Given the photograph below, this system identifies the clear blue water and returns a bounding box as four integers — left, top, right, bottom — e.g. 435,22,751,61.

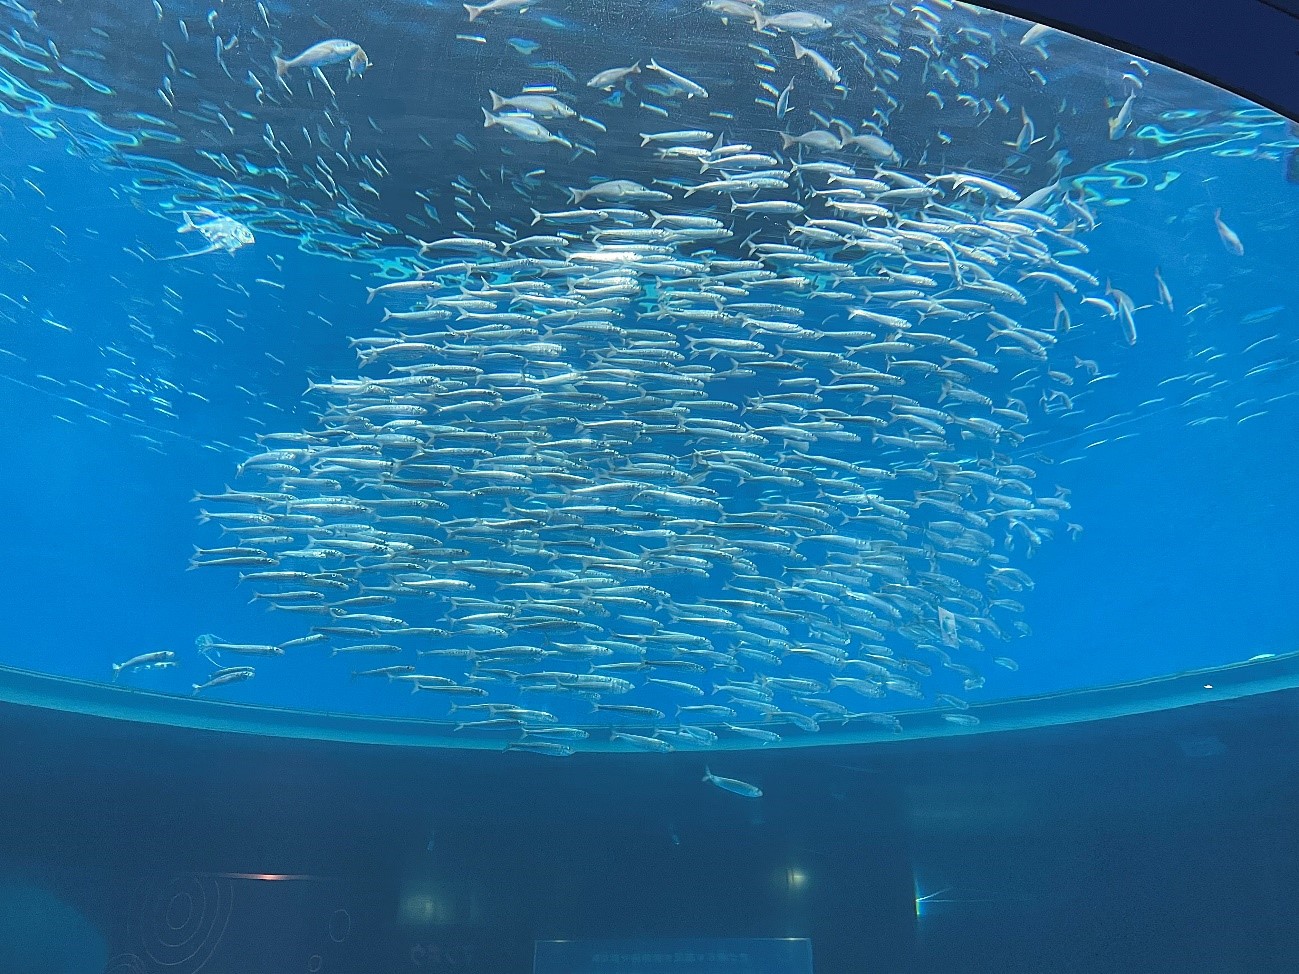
0,0,1297,743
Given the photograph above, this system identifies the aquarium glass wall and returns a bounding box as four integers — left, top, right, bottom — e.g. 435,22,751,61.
0,0,1295,745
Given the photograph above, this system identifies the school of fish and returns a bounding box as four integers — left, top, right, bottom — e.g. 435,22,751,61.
179,1,1111,755
3,0,1291,763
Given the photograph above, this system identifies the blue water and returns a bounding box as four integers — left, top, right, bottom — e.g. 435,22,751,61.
0,0,1297,737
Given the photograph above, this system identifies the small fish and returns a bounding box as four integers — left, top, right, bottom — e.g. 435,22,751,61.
756,10,832,33
464,0,533,21
1107,91,1135,140
112,651,176,680
192,669,255,694
703,765,763,798
1154,266,1174,311
790,37,839,85
161,208,253,260
586,61,640,90
273,39,370,79
506,740,575,756
1213,208,1244,256
646,58,708,98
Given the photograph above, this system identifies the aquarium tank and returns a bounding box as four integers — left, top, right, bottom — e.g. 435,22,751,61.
0,0,1297,971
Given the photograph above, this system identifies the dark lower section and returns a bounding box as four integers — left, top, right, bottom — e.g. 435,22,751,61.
0,685,1297,974
977,0,1299,122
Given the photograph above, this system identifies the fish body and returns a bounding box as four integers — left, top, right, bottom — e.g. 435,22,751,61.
163,208,253,260
1213,209,1244,256
488,90,576,118
464,0,533,20
587,61,639,89
703,766,763,797
112,651,176,680
273,39,369,78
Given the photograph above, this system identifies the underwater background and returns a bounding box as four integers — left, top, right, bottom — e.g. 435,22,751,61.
0,0,1298,969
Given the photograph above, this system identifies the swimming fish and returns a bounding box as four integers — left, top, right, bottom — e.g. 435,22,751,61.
1213,208,1245,256
161,208,253,260
273,39,370,79
703,766,763,798
112,651,176,680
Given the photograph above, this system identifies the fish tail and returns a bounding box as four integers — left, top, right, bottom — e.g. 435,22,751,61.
272,55,288,77
530,207,543,225
481,107,496,128
488,90,504,111
629,60,641,74
365,287,377,303
111,664,122,681
568,187,585,205
702,766,711,781
779,132,795,149
191,684,203,695
463,2,482,20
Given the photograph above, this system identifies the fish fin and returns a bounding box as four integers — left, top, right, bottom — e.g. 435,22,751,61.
463,2,483,20
488,90,504,111
159,244,218,261
530,207,543,225
272,55,288,77
481,107,496,128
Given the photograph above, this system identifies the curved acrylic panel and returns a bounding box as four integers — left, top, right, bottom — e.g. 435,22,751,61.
0,0,1294,750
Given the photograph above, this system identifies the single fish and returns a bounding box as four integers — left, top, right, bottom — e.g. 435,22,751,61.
703,766,763,798
273,39,370,79
162,208,253,260
464,0,533,20
1213,208,1244,256
586,61,640,90
112,651,176,680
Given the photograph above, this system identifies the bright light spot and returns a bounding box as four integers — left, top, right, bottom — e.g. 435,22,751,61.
786,867,807,892
1203,684,1213,689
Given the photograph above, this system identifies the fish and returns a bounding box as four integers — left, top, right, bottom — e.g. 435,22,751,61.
66,0,1272,757
645,59,709,99
1107,91,1135,140
790,37,840,85
756,11,832,33
482,108,571,146
273,39,370,79
1153,267,1174,311
488,90,577,119
464,0,534,20
586,61,640,90
1213,209,1245,256
192,669,255,694
112,651,177,680
160,208,253,260
703,766,763,797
